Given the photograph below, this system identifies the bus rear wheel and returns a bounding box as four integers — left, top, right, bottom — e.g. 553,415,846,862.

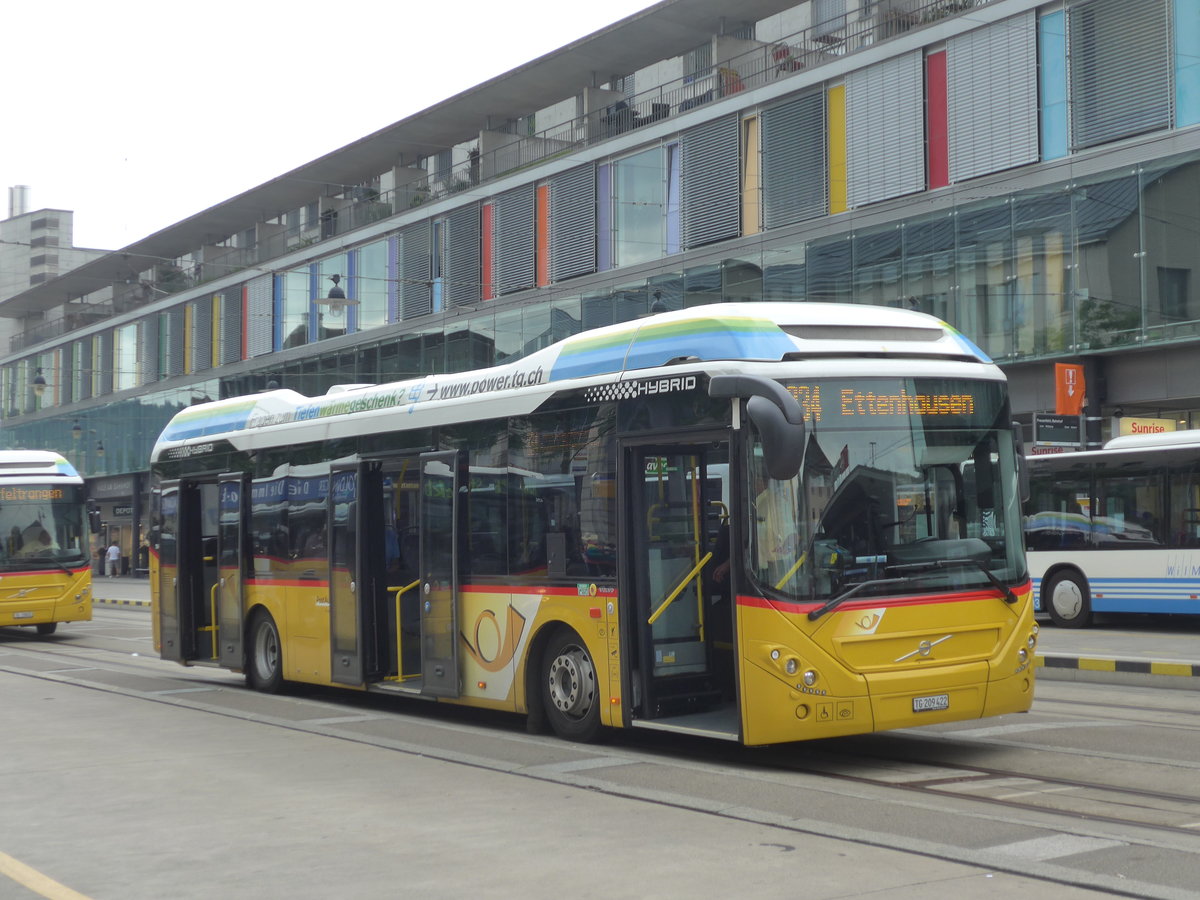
542,630,600,742
35,622,57,636
247,611,284,692
1046,571,1092,628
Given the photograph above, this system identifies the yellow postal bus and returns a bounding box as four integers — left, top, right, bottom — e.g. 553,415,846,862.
150,302,1035,744
0,451,94,636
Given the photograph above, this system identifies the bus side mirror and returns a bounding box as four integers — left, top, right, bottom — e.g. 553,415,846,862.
87,504,102,535
747,396,804,480
1012,421,1030,505
709,375,806,481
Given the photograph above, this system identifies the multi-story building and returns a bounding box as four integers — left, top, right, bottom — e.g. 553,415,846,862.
1,188,109,348
1,0,1197,570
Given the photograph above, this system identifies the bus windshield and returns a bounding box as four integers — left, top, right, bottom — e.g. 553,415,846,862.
747,376,1024,605
0,483,89,570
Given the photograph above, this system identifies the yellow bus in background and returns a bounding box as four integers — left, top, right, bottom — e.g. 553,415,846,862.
0,451,95,636
149,303,1035,744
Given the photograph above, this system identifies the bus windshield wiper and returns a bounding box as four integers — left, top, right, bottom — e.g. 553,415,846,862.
888,558,1016,604
807,577,911,621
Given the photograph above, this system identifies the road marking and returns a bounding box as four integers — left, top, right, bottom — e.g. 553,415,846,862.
0,851,93,900
302,715,384,725
521,757,640,775
151,687,220,695
988,834,1124,861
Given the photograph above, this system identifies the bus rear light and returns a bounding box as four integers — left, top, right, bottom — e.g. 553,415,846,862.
477,681,487,689
610,697,620,705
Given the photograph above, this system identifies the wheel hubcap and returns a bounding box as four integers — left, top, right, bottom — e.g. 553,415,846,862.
547,645,596,719
1052,581,1082,619
256,625,278,678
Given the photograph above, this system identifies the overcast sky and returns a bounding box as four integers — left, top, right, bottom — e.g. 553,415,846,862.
1,0,658,251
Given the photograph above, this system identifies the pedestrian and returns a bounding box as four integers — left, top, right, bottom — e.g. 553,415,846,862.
105,541,120,578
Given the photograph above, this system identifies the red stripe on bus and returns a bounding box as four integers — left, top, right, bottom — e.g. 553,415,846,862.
0,565,91,578
736,579,1031,615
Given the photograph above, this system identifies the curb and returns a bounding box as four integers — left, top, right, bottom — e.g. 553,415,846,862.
1035,654,1200,689
94,598,151,608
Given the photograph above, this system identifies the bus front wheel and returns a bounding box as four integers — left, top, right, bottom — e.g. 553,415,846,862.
247,611,284,693
35,622,57,636
541,630,601,742
1046,571,1092,628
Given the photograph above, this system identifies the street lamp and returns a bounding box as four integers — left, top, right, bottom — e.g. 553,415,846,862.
316,274,358,314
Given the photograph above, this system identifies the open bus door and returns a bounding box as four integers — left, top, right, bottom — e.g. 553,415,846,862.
157,478,221,664
624,439,735,728
419,451,461,698
157,481,185,662
328,463,385,686
216,473,247,669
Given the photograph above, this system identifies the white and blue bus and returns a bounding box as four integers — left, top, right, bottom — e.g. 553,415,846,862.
1027,429,1200,627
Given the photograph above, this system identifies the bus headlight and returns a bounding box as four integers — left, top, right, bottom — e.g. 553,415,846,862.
802,669,818,687
1018,648,1029,664
785,658,798,676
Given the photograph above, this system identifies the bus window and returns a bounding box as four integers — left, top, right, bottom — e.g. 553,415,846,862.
1092,468,1162,548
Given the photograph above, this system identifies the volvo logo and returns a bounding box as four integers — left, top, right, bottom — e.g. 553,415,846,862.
895,634,953,662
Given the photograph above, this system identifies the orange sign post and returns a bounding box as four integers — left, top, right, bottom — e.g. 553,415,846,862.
1054,363,1085,415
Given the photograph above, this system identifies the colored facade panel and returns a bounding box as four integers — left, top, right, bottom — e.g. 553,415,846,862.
827,84,846,215
925,51,948,189
666,144,681,254
482,202,494,300
1039,10,1069,160
1177,0,1200,127
741,116,760,236
536,185,550,287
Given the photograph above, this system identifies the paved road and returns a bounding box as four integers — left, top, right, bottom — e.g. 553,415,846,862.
4,630,1190,900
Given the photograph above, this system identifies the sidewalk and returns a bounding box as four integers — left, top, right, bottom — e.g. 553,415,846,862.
90,576,1200,689
92,575,151,608
1034,614,1200,689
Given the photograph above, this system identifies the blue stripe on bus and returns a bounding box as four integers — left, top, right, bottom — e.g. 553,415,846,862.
1033,575,1200,614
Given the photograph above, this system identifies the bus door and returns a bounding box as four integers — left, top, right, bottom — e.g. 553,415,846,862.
158,478,221,663
625,441,730,720
216,474,247,669
419,451,461,698
380,458,422,682
328,463,384,686
157,481,185,662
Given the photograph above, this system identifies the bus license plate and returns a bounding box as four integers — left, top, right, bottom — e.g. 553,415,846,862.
913,693,949,712
12,611,33,619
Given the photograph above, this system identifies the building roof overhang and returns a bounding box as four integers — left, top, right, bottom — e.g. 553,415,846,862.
2,0,792,320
